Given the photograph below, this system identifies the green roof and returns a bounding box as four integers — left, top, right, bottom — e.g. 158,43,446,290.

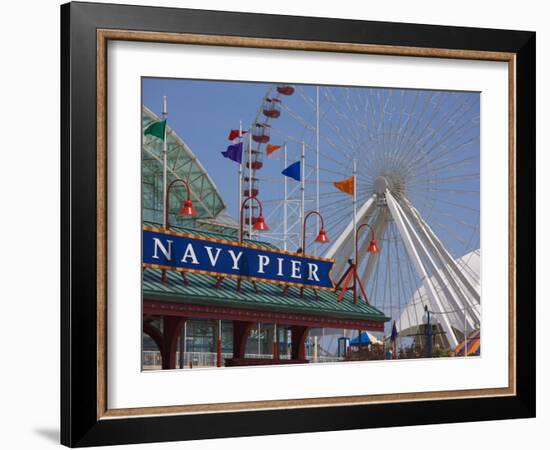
143,270,388,322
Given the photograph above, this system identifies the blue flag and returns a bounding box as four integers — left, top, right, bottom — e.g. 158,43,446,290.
390,321,397,341
282,161,301,181
221,142,243,163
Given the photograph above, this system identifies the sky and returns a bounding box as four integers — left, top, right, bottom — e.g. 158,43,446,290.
143,78,269,217
142,77,480,258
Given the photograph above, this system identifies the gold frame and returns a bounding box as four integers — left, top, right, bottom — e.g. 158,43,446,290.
96,29,516,420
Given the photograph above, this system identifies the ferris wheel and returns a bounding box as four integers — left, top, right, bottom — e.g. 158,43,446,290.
239,83,481,349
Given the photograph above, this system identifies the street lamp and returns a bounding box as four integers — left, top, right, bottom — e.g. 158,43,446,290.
239,196,269,242
161,178,195,283
355,223,379,264
335,222,379,304
301,210,329,255
424,305,432,358
295,210,329,298
213,196,268,292
164,178,196,230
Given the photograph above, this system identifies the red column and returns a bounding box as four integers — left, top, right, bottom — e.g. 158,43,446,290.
273,324,279,360
143,321,163,351
233,321,254,359
161,316,186,370
216,320,223,368
290,325,309,361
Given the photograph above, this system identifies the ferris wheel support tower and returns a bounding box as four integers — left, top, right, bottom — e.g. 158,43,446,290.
326,176,482,349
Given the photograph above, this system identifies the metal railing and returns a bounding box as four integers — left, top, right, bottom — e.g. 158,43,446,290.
142,351,343,370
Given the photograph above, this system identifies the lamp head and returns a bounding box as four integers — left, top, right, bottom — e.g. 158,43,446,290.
180,199,196,217
315,227,329,243
367,239,379,253
253,214,269,231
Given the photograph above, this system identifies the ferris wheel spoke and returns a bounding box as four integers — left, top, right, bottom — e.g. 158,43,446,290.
322,89,372,147
405,103,480,171
390,91,437,168
390,91,420,158
430,220,479,250
411,188,479,196
385,90,407,168
320,118,363,158
407,105,480,167
407,172,480,186
423,207,479,231
279,102,316,132
414,136,479,174
412,152,479,178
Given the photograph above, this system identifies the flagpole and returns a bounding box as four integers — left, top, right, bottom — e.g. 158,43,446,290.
315,86,320,256
238,121,243,227
248,132,253,238
300,141,305,251
353,158,357,263
162,96,168,230
283,143,288,251
394,321,398,360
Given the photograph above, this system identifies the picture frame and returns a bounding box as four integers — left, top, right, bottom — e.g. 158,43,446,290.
61,1,535,447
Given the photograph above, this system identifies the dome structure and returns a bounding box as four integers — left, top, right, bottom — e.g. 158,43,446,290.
142,106,229,229
397,249,480,346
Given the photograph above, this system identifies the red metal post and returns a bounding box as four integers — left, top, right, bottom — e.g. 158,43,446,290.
290,325,309,361
301,210,326,256
164,178,194,230
216,319,223,368
162,178,194,283
232,321,254,359
160,316,186,370
273,324,279,360
239,196,266,242
353,223,377,304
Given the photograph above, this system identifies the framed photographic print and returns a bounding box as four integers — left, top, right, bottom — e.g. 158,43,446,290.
61,1,535,447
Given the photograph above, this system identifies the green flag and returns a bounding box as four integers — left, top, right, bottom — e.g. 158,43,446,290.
144,120,166,140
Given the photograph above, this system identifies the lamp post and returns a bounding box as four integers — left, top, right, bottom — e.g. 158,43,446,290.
298,211,329,298
214,196,268,291
355,223,379,265
239,196,269,242
301,210,329,255
235,196,269,292
161,178,196,283
335,222,378,304
424,305,432,358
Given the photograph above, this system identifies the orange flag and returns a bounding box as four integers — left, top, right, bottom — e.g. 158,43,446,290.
333,176,355,195
266,144,282,156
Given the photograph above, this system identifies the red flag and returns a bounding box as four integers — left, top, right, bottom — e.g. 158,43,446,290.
333,176,355,195
266,144,282,156
228,129,247,140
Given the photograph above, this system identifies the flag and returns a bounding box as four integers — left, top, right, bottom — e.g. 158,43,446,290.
228,129,247,140
390,321,397,341
144,120,166,140
221,142,243,163
266,144,282,156
333,176,355,195
390,320,398,359
282,161,301,181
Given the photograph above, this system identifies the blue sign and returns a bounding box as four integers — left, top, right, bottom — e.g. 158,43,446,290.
143,227,335,290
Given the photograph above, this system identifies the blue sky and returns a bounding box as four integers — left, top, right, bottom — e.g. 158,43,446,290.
142,78,480,259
